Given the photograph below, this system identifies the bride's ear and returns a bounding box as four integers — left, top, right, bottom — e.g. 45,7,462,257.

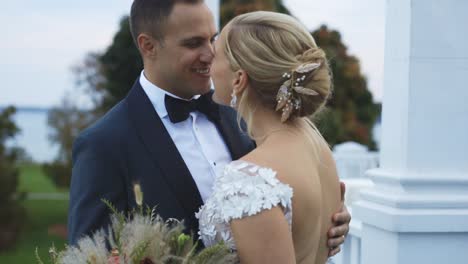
232,69,249,95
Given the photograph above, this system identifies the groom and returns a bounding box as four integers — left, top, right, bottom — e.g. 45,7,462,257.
68,0,350,255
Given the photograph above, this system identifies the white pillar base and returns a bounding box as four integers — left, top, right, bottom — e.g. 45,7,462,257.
360,224,468,264
353,169,468,264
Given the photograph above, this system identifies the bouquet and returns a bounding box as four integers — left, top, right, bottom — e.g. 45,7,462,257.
36,184,238,264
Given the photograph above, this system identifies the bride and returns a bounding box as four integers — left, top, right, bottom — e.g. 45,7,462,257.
196,11,342,264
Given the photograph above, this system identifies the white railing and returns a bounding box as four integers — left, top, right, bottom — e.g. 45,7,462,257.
329,142,379,264
333,142,379,179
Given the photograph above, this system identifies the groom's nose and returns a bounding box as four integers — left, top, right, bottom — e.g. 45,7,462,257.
199,43,215,63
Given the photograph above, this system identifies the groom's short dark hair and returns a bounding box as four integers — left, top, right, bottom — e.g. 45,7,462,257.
129,0,203,47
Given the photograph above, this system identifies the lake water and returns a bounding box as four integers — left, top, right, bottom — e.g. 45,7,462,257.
6,108,58,163
5,108,382,163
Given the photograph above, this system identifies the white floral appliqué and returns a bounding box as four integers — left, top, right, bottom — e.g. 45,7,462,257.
196,161,293,251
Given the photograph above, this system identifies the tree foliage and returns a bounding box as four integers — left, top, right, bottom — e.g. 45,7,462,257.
74,1,289,114
220,0,290,27
0,106,25,251
312,25,379,149
63,1,378,167
74,17,142,114
43,96,95,188
43,18,140,187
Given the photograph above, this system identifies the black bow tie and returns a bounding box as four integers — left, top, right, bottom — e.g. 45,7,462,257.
165,93,220,123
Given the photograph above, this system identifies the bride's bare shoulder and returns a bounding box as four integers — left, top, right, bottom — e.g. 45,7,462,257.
239,140,310,182
239,143,284,168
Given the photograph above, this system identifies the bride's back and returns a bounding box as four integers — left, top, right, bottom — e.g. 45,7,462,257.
216,10,340,263
244,123,341,264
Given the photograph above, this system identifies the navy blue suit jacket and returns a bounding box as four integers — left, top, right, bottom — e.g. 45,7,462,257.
68,80,255,245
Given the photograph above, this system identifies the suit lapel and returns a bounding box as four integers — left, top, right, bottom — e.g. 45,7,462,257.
126,81,203,226
202,90,255,160
215,106,250,160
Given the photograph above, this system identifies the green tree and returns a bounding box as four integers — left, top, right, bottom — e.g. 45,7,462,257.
75,1,290,114
43,96,95,188
0,106,25,251
44,17,141,187
74,17,143,114
72,2,378,151
220,2,379,149
312,25,379,149
220,0,290,27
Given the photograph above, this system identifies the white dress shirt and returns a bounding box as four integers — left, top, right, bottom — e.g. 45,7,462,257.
139,71,232,202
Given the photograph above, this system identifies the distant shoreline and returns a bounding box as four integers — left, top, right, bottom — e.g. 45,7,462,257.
0,106,50,113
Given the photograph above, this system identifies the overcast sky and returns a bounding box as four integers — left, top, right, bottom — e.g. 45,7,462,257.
0,0,385,108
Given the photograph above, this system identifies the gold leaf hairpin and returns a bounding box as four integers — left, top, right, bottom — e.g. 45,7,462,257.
275,62,322,122
294,62,321,73
275,80,291,111
280,103,293,123
293,86,319,96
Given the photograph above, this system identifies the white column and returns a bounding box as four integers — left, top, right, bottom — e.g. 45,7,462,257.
353,0,468,263
206,0,220,93
205,0,220,30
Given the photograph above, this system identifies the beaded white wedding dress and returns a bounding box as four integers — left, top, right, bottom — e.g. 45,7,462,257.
196,160,293,250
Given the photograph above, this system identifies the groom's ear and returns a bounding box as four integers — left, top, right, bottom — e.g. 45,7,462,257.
232,70,249,95
137,33,159,59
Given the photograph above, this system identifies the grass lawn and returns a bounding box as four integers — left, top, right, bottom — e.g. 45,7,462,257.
0,199,69,263
17,163,68,194
0,163,69,263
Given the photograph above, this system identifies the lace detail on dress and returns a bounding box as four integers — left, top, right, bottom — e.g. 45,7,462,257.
196,160,293,250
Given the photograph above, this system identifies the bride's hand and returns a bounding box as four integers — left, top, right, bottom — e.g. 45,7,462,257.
327,182,351,257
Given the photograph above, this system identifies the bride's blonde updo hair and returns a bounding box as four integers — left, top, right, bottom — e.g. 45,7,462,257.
223,11,332,127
